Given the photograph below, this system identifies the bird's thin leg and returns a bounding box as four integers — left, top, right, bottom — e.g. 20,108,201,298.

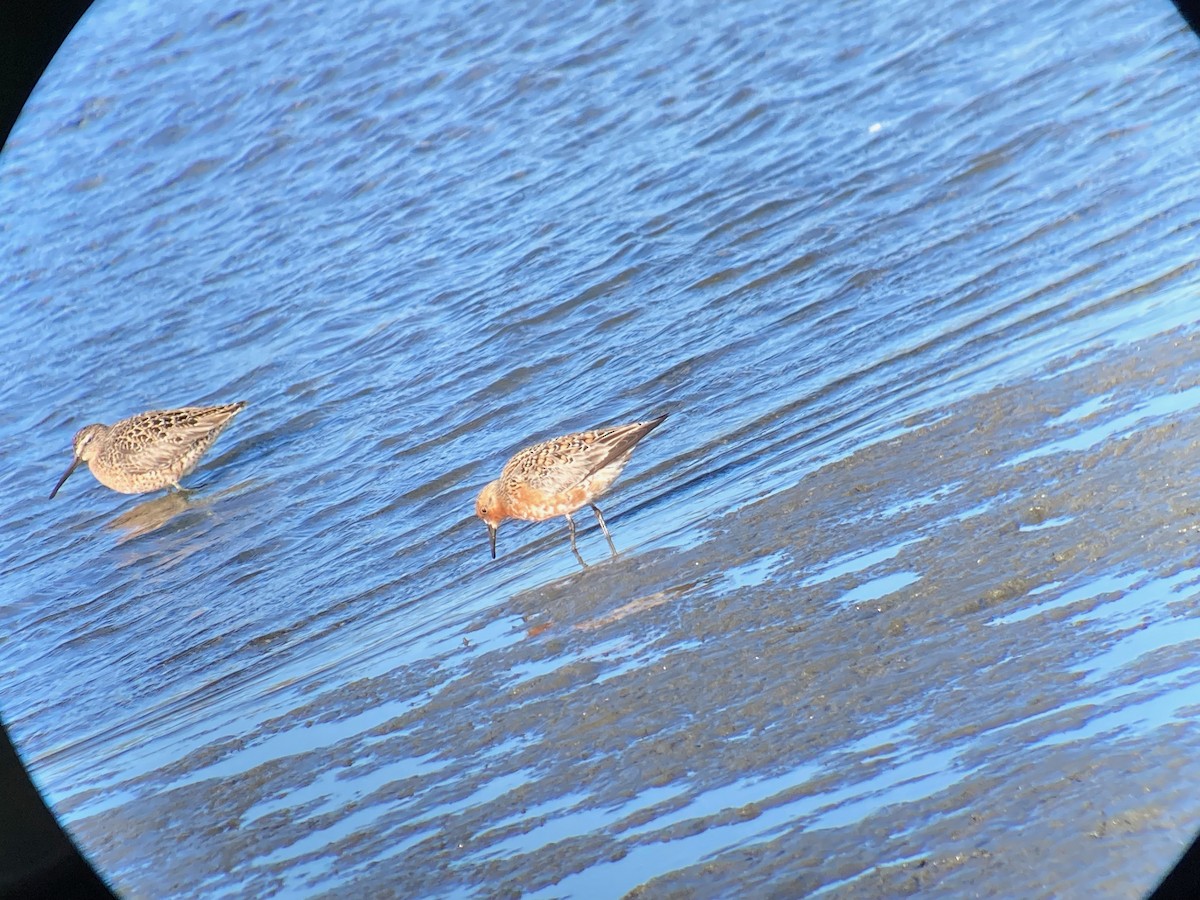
565,513,587,567
591,504,617,556
169,482,198,500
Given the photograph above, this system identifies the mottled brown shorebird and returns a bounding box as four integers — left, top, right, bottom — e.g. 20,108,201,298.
49,402,247,499
475,413,667,562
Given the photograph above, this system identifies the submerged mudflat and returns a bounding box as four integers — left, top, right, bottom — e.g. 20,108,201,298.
59,326,1200,898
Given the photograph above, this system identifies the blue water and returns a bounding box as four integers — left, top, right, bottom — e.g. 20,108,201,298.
4,0,1200,895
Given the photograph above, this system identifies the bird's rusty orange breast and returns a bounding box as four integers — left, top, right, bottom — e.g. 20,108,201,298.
505,482,591,521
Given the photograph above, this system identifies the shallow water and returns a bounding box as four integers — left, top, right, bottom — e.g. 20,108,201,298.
3,0,1200,896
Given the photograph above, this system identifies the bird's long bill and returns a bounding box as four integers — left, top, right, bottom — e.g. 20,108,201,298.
488,524,498,559
49,457,81,499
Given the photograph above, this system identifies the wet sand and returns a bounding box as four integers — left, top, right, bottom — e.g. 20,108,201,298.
65,325,1200,897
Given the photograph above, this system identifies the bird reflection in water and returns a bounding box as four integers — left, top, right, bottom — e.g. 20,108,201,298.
104,482,248,543
105,491,197,542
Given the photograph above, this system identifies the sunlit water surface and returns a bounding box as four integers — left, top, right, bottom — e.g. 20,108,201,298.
3,0,1200,896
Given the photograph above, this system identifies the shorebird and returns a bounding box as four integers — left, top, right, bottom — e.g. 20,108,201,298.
475,413,667,562
49,402,247,499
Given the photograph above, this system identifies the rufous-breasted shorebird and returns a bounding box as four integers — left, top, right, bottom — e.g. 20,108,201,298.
475,413,667,562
